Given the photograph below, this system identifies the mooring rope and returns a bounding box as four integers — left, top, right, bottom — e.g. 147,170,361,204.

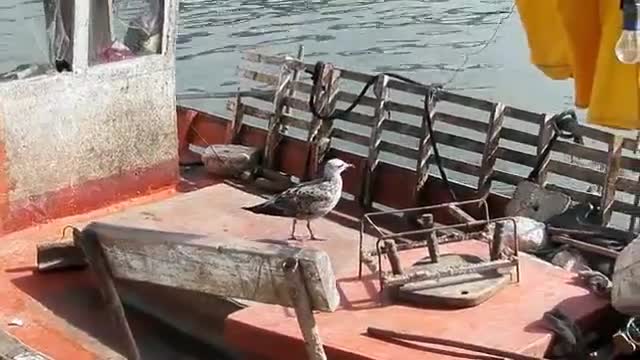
306,62,457,201
527,109,583,182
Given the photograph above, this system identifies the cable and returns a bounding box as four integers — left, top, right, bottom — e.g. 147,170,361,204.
306,62,457,201
527,109,583,182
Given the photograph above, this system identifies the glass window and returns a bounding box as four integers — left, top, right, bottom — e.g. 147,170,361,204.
0,0,73,83
89,0,164,65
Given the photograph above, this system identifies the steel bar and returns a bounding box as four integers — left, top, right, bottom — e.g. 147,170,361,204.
383,258,516,288
366,327,547,360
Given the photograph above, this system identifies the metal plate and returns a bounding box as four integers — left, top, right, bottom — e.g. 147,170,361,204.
396,254,512,309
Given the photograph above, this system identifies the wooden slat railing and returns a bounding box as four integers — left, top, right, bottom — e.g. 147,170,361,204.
230,50,640,229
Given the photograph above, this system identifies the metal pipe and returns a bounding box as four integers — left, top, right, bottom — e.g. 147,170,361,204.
550,235,619,259
367,327,547,360
383,259,516,288
378,216,517,240
384,240,403,275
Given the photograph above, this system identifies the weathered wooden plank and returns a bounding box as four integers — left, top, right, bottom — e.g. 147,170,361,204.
477,102,505,198
238,68,280,86
332,128,369,146
600,136,624,225
491,170,524,186
86,222,340,312
242,103,310,131
362,75,390,208
503,107,542,125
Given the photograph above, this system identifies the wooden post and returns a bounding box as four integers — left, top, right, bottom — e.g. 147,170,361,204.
264,65,294,169
477,102,505,199
361,75,389,209
314,70,340,170
414,92,436,205
421,214,439,263
282,258,328,360
490,221,505,261
600,135,624,225
74,228,141,360
305,64,339,180
226,89,245,144
283,45,304,116
383,240,403,275
535,113,553,186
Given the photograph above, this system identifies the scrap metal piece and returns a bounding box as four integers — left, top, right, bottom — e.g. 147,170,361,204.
383,240,403,275
505,181,571,222
420,214,439,263
36,240,87,273
366,326,544,360
396,254,512,308
359,198,520,308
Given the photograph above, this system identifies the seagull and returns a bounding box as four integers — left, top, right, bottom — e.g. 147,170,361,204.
242,158,353,241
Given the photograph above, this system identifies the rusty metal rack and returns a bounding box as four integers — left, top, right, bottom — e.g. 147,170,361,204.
358,198,521,297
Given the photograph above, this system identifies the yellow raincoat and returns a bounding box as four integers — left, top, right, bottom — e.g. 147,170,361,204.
516,0,640,129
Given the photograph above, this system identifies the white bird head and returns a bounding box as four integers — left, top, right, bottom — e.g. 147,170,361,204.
323,158,353,178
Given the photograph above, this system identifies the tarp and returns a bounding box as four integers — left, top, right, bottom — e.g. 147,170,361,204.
516,0,640,130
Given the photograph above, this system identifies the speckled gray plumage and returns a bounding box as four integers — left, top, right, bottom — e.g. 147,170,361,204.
246,175,343,220
242,158,352,240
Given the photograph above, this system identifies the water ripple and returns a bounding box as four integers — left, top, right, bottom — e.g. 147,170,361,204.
0,0,572,117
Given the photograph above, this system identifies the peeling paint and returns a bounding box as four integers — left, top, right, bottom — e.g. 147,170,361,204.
0,0,180,234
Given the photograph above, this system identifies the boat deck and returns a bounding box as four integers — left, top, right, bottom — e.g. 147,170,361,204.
0,184,240,359
0,169,611,359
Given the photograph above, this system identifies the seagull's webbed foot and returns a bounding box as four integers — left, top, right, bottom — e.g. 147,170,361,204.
306,221,327,241
289,219,303,242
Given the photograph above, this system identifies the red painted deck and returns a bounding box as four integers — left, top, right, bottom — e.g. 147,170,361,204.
0,168,611,360
60,177,610,360
0,189,178,359
225,241,609,359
